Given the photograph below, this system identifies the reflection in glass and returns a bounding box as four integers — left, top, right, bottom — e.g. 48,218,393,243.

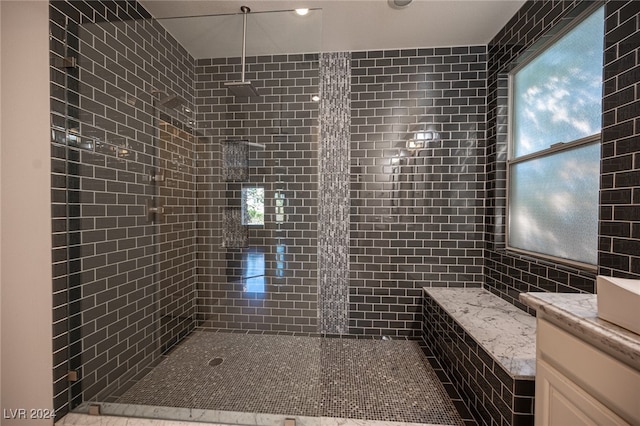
276,244,286,278
242,248,266,294
223,140,249,181
242,186,265,225
275,191,286,223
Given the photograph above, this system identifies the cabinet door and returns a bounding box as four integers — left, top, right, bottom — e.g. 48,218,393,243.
536,358,629,426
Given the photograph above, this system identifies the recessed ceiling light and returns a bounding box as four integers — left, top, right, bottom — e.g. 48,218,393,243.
295,8,309,16
388,0,412,9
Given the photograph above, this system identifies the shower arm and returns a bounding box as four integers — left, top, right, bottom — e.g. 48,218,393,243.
240,6,249,83
224,6,260,97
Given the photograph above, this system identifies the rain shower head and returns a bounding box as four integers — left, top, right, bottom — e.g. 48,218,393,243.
226,6,261,98
224,81,260,98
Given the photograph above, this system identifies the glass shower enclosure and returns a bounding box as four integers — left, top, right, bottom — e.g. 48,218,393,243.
52,3,325,422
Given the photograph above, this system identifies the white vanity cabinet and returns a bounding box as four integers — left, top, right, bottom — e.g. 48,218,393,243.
535,319,640,425
520,292,640,426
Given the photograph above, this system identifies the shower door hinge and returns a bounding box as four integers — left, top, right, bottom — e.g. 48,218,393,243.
146,198,165,223
67,370,79,382
150,172,165,183
144,169,165,184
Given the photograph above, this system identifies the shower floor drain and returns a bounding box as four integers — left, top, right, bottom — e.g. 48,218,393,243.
208,357,224,367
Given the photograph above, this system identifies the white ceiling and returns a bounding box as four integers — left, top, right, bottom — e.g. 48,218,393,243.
139,0,526,59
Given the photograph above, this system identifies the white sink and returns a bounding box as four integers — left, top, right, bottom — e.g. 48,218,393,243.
597,275,640,335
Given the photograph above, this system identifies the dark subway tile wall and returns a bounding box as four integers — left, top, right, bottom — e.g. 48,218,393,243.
50,0,197,417
350,47,487,337
423,294,535,426
194,54,320,333
484,0,640,309
600,0,640,279
485,0,591,308
484,250,597,314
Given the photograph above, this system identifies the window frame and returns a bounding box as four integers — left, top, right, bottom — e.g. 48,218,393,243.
505,2,604,272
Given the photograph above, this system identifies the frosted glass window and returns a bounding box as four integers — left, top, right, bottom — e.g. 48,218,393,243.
508,5,603,267
508,143,600,265
512,6,604,158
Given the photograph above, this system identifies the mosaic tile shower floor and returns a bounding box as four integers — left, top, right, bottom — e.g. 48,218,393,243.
115,331,464,425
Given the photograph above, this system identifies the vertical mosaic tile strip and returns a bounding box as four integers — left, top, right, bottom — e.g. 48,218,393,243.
318,52,351,334
222,207,248,248
222,140,248,182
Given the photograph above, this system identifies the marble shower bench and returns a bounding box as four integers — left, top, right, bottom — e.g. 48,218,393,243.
422,288,536,426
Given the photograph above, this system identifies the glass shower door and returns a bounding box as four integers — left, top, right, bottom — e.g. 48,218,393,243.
54,3,329,423
51,4,198,414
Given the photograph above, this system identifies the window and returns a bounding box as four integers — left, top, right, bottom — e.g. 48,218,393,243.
242,187,264,225
508,5,604,268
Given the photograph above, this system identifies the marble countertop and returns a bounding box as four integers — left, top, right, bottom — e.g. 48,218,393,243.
520,292,640,371
424,288,537,378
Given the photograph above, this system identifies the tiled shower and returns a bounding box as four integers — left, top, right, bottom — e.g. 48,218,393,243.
49,0,640,424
